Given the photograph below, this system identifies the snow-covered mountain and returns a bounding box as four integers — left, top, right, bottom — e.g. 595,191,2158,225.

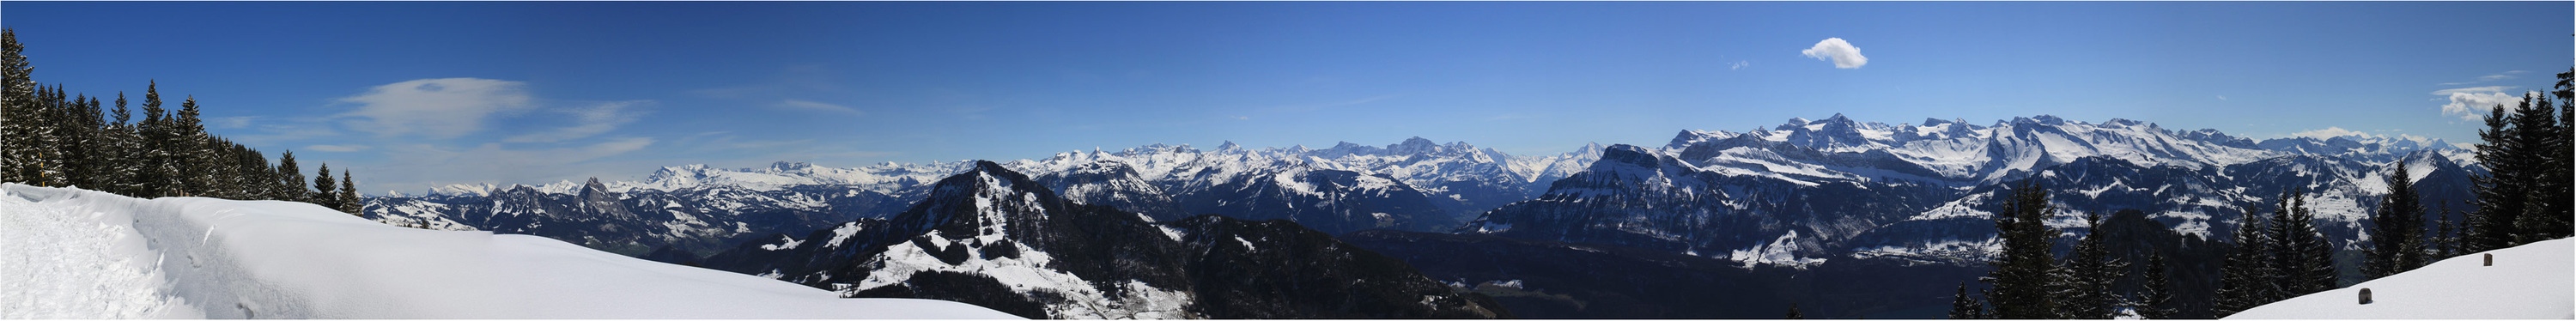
0,184,1015,318
2226,238,2571,319
1465,114,2477,267
368,138,1600,257
696,161,1508,319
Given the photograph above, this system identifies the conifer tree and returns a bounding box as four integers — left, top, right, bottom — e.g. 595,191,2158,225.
1982,181,2060,319
276,150,306,201
313,162,337,206
2215,203,2275,318
337,169,361,215
1948,282,1984,319
2509,91,2568,244
2271,189,2336,295
1784,303,1803,319
2136,253,2177,320
0,28,32,185
2368,162,2426,278
2066,211,2124,319
2469,103,2526,252
2433,202,2459,259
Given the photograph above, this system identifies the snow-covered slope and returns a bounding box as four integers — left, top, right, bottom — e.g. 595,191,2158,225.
1469,114,2477,268
2227,238,2572,319
0,184,1016,319
698,161,1508,319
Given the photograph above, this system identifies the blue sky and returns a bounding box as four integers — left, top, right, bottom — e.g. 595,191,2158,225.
3,2,2567,194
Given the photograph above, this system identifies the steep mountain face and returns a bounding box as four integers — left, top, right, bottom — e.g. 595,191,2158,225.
702,161,1506,319
1177,165,1454,234
1467,144,1957,266
1468,115,2478,270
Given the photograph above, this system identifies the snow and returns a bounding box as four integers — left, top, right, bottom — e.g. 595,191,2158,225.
0,184,1017,319
2227,238,2573,319
851,232,1191,319
1233,236,1259,251
760,234,804,251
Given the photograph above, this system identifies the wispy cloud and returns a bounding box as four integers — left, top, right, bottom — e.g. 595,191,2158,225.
504,100,651,143
210,116,257,129
336,78,533,139
305,144,369,152
2435,86,2526,121
1730,60,1750,70
1800,38,1868,69
776,99,864,114
2439,70,2529,86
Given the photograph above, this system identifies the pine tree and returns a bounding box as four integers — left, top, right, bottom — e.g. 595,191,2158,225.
2469,102,2526,252
276,150,306,201
2136,253,2178,319
101,92,142,196
1983,181,2060,319
2215,203,2275,318
1948,282,1984,319
337,169,361,215
2271,189,2336,295
1784,303,1803,319
2368,161,2427,278
2433,202,2459,259
2066,211,2125,319
135,81,177,197
0,28,33,185
313,162,337,206
2510,91,2569,244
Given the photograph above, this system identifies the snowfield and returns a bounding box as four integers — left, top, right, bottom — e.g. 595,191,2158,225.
2227,238,2573,319
0,184,1017,319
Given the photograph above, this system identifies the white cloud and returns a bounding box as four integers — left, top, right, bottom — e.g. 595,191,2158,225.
336,78,533,139
2435,86,2527,121
504,100,651,143
1730,60,1750,70
2217,95,2228,100
2439,70,2529,86
2289,127,2368,140
305,144,370,152
776,99,863,114
1800,38,1868,69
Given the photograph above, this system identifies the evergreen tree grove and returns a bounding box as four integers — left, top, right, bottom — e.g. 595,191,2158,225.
0,29,366,212
2215,202,2275,318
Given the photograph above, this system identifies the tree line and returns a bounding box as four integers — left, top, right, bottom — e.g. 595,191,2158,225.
1954,68,2573,319
0,28,362,215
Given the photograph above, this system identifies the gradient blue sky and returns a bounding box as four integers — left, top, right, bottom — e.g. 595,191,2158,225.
4,2,2568,194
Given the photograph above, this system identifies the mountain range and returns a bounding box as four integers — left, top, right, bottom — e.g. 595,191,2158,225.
365,113,2482,318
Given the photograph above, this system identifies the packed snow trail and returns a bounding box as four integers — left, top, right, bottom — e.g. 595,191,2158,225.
0,184,195,318
2227,238,2573,319
0,184,1018,318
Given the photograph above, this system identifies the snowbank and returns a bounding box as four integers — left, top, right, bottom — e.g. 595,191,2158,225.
0,184,1018,318
2227,238,2573,319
